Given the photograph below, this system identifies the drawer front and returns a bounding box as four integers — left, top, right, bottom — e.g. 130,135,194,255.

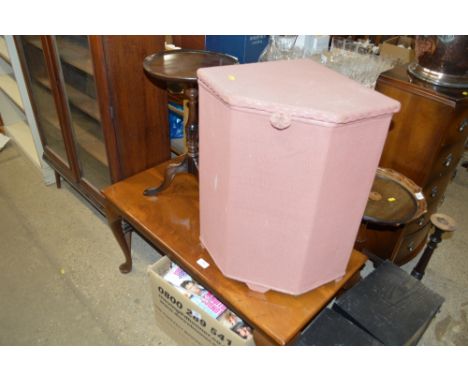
404,198,439,235
442,114,468,149
405,212,430,235
404,172,453,235
428,143,465,183
392,224,431,265
423,171,453,208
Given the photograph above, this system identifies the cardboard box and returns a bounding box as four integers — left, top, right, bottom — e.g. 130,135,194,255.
147,257,255,346
379,36,415,63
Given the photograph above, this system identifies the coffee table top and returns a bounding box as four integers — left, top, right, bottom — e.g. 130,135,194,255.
143,49,238,84
102,158,367,345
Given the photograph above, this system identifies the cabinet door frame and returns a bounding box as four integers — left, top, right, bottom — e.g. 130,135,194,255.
93,35,170,182
41,36,82,182
47,36,111,204
88,35,121,183
14,36,78,182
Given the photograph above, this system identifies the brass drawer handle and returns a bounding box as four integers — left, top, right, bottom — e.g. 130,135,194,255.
407,241,415,252
430,186,438,198
443,153,453,167
459,119,467,133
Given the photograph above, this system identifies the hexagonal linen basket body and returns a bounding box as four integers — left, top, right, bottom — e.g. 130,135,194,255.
198,59,400,295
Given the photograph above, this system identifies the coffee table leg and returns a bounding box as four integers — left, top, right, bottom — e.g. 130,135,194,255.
104,202,133,273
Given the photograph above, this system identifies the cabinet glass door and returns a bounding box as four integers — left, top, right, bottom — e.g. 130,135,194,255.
17,36,72,171
52,36,110,191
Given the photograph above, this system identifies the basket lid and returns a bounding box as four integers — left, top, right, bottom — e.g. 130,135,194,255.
197,59,400,125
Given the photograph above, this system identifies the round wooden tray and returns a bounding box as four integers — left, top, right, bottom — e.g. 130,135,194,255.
363,168,427,227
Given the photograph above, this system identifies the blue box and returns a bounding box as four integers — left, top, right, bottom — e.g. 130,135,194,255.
205,35,269,64
168,101,184,139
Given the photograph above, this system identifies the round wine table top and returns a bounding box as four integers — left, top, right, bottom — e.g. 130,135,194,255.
430,213,457,232
143,49,238,84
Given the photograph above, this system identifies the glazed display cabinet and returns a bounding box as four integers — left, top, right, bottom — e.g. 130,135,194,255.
16,36,171,213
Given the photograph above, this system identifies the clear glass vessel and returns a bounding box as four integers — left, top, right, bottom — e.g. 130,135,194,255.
258,35,298,62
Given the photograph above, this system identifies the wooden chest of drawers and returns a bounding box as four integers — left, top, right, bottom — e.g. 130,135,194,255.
361,65,468,264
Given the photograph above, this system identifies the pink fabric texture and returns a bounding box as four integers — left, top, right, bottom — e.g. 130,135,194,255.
198,59,400,295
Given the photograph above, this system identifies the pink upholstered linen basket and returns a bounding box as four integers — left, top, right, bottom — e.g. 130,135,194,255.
197,59,400,295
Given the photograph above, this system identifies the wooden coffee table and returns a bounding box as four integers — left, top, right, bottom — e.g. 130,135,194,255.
102,158,367,345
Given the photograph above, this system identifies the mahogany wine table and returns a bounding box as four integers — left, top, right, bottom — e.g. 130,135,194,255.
102,158,367,345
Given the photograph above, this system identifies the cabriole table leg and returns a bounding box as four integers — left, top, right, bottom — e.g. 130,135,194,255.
104,201,133,273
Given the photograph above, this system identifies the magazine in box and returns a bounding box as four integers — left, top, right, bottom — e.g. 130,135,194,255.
164,262,253,340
